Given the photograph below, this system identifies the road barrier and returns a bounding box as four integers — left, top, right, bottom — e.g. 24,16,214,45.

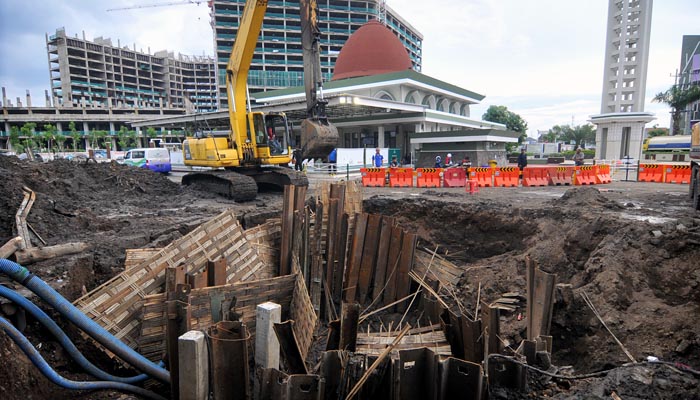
470,167,493,187
547,166,573,186
664,165,691,184
574,166,597,185
360,168,386,187
443,167,467,187
493,167,520,187
638,164,664,182
522,167,548,187
416,168,442,188
388,167,413,187
595,165,612,184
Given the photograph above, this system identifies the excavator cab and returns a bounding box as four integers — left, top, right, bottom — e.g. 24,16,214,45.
247,111,292,163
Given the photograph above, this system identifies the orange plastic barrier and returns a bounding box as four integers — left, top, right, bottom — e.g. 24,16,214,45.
465,179,480,194
638,164,663,182
493,167,519,187
360,168,386,187
416,168,442,188
595,164,612,184
443,167,467,187
547,166,573,186
522,167,548,187
664,165,691,184
574,166,597,185
469,167,493,187
388,167,413,187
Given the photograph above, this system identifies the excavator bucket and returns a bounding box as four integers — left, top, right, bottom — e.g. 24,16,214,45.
300,118,339,159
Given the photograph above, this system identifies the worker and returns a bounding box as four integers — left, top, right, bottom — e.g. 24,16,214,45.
517,148,527,171
573,147,585,166
445,153,452,166
435,155,442,168
293,148,303,171
328,148,337,175
372,148,384,167
390,156,399,168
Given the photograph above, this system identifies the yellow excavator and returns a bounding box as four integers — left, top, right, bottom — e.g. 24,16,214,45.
182,0,338,201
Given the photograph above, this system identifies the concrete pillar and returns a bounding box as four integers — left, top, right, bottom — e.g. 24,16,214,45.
26,90,32,108
254,302,281,400
377,126,385,148
178,330,209,400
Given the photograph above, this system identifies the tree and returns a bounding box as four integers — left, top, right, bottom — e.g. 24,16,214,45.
20,122,37,153
68,121,82,151
652,85,700,135
9,126,21,150
546,124,596,148
42,124,57,153
482,105,528,152
146,127,158,147
646,125,668,138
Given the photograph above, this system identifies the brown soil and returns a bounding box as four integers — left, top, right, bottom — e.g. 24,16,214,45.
1,156,699,399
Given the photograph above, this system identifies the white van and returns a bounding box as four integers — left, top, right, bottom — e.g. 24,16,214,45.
122,148,171,173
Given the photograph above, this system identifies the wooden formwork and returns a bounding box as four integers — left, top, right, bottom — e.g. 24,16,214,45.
355,324,452,359
139,274,296,362
73,210,267,350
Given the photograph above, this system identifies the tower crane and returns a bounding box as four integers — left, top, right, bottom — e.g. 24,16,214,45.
106,0,206,12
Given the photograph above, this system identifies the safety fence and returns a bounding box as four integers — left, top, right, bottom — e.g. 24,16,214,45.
358,164,691,188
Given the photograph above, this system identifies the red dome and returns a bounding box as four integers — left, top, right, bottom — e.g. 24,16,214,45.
332,20,412,81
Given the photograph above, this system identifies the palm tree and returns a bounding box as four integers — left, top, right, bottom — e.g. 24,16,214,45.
652,85,700,135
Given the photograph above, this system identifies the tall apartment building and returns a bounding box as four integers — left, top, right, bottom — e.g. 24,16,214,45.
591,0,655,160
46,28,218,112
678,35,700,133
209,0,423,107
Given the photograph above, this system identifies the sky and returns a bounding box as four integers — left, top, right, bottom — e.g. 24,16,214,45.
0,0,698,138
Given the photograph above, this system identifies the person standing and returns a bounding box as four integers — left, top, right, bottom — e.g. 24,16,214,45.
328,148,337,175
517,148,528,171
371,148,384,167
390,156,399,168
434,155,442,168
293,148,303,171
573,147,585,166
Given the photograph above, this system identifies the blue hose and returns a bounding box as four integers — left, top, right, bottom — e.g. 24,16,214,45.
0,316,166,400
0,258,169,383
0,285,150,383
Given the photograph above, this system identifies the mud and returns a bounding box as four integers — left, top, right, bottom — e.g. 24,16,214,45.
1,156,699,399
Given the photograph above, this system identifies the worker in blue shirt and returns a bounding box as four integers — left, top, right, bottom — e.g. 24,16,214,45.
372,148,384,167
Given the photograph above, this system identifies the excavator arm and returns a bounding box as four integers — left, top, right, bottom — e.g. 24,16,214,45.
299,0,339,159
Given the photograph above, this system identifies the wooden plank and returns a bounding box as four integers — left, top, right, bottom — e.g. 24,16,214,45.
344,213,368,303
372,216,394,302
395,232,417,313
382,226,403,306
357,214,382,304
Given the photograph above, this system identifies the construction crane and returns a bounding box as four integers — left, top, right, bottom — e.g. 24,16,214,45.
107,0,206,12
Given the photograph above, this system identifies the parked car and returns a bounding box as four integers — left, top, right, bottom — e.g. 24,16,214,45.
122,148,171,173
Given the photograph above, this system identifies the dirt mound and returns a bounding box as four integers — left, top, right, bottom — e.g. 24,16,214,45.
550,186,624,210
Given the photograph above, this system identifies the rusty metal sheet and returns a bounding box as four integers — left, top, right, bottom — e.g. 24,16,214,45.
207,321,251,400
325,320,340,351
395,232,417,313
371,216,394,301
460,316,484,364
532,268,556,338
382,226,403,306
166,285,191,400
165,264,186,293
332,213,349,304
287,374,324,400
487,356,525,391
320,350,344,400
480,303,500,356
344,213,367,303
274,320,308,375
339,303,360,352
259,368,288,400
186,268,208,289
398,348,439,400
439,357,483,400
280,185,296,276
207,257,227,287
358,214,382,303
325,199,339,308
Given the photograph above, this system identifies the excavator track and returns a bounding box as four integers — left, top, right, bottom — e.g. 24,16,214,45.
182,171,258,202
248,167,309,188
